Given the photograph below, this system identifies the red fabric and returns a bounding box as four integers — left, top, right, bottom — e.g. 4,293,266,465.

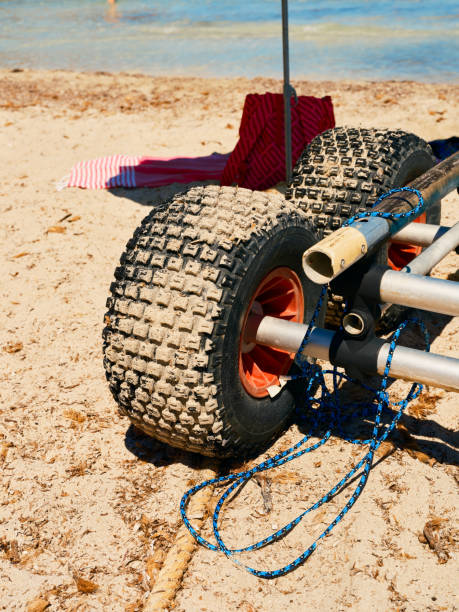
132,153,230,187
220,93,335,190
64,93,334,191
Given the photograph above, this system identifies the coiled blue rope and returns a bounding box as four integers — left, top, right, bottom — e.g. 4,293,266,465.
180,187,429,578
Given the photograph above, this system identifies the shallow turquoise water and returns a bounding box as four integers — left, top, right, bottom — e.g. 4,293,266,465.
0,1,458,81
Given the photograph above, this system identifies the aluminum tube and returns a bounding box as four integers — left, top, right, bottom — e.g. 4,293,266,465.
254,316,459,390
377,344,459,391
391,223,450,247
255,316,333,361
401,220,459,275
379,271,459,316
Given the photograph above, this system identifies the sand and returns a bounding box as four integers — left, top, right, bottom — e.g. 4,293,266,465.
0,69,458,611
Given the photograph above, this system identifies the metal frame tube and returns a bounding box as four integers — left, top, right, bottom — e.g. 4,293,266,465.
356,220,459,318
401,220,459,275
378,272,459,316
255,316,332,361
377,344,459,391
254,316,459,391
391,223,451,247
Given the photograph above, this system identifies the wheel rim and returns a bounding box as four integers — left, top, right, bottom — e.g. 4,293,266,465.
387,212,426,270
239,267,304,398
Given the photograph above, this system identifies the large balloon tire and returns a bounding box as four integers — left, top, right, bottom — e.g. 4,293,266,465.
285,127,441,327
103,186,323,458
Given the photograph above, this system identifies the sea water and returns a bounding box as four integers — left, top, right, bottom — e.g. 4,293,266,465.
0,0,458,81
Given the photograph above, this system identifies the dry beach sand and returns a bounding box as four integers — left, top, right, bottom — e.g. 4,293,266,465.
0,69,458,611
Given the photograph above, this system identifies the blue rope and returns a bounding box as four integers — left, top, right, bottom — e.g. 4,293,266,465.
180,187,429,578
343,185,426,227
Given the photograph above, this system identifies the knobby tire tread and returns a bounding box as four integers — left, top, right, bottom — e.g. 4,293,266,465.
285,127,439,327
103,185,313,457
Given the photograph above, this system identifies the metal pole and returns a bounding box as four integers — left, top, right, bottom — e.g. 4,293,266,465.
391,222,451,247
376,221,459,316
254,316,459,391
376,344,459,391
255,316,332,360
400,220,459,275
378,272,459,317
282,0,292,183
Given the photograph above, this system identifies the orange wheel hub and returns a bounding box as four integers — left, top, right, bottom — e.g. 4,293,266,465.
238,267,304,398
388,212,426,270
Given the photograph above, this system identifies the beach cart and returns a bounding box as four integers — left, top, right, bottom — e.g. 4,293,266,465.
102,3,459,459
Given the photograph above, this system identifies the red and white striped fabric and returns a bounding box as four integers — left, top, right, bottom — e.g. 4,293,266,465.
61,93,334,191
63,153,230,190
66,154,142,189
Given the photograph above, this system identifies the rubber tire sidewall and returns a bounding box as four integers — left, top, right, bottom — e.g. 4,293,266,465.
216,223,323,452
